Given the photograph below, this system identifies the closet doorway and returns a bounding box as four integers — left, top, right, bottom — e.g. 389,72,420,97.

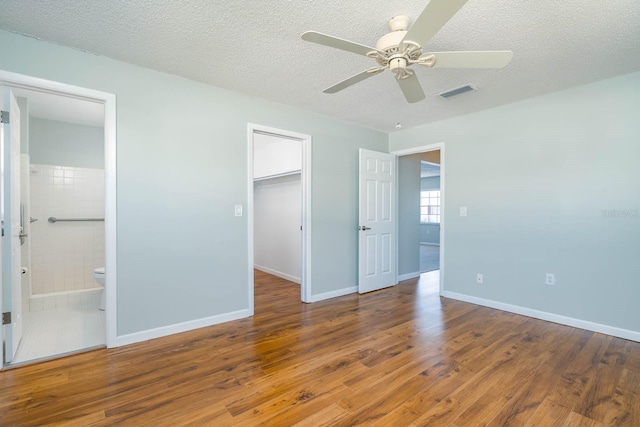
247,125,311,312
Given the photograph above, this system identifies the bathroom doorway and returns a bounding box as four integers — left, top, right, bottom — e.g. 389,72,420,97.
1,72,116,367
247,124,311,312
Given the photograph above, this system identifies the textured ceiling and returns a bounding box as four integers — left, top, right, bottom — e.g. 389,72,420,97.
1,0,639,132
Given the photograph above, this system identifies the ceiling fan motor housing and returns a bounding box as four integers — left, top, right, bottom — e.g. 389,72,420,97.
374,27,423,78
375,30,408,53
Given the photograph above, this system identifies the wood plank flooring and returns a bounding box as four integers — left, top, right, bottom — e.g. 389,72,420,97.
1,270,639,426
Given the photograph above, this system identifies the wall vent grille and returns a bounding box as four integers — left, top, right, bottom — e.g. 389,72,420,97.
438,84,477,99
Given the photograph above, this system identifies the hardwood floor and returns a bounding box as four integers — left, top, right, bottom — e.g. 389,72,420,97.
1,270,639,426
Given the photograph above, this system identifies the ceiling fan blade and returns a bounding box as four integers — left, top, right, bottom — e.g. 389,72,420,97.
397,73,426,103
323,69,383,94
401,0,468,48
302,31,383,57
425,51,514,68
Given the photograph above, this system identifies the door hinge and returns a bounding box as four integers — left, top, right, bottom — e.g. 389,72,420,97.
2,312,11,325
0,110,8,124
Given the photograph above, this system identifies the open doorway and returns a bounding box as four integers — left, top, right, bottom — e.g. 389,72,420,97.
1,72,116,368
247,125,311,313
395,144,444,294
419,160,440,273
11,88,105,365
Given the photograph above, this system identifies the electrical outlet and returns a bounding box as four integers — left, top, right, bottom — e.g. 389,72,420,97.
476,273,483,284
545,273,556,286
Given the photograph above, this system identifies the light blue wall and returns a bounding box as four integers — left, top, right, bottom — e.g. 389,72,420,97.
0,29,387,336
420,224,440,245
390,71,640,334
420,176,441,244
421,176,440,190
398,154,421,275
30,117,104,168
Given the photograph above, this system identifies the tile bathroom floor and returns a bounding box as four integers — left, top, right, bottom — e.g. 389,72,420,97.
11,306,105,365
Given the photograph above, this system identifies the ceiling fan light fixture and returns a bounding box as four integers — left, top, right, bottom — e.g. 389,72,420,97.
390,57,410,79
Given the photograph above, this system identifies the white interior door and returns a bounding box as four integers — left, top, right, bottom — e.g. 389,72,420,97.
1,87,22,363
358,149,397,293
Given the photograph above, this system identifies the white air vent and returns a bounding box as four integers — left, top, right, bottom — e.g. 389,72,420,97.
438,84,478,99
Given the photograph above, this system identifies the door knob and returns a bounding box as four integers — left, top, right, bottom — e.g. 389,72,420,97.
360,226,371,231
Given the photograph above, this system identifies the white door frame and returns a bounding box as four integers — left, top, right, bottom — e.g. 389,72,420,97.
2,87,23,363
391,142,445,295
0,70,117,365
247,124,312,310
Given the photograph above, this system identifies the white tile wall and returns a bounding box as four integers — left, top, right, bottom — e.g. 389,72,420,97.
29,164,105,295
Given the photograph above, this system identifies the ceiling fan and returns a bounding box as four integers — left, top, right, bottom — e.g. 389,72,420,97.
301,0,513,103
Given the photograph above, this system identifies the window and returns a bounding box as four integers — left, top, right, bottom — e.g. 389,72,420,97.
420,190,440,224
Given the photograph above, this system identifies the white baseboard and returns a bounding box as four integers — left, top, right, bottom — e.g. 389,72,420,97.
115,308,252,347
420,242,440,246
254,265,301,284
441,291,640,343
309,286,357,303
398,272,421,282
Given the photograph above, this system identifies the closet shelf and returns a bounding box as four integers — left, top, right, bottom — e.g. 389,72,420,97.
253,170,301,182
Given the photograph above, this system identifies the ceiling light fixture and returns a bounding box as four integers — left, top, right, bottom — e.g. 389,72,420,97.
395,122,402,129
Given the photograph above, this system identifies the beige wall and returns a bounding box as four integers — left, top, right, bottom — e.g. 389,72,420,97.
421,150,440,164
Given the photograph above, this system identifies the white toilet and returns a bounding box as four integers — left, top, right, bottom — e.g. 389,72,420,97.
93,267,106,310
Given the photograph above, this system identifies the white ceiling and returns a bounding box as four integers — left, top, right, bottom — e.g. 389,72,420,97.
11,87,104,127
421,161,440,178
1,0,639,132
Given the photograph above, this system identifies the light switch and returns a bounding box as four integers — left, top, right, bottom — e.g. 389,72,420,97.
234,204,243,217
460,206,467,217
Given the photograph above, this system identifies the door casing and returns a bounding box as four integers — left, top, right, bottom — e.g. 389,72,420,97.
1,87,23,362
247,124,312,308
391,142,445,295
0,70,117,368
